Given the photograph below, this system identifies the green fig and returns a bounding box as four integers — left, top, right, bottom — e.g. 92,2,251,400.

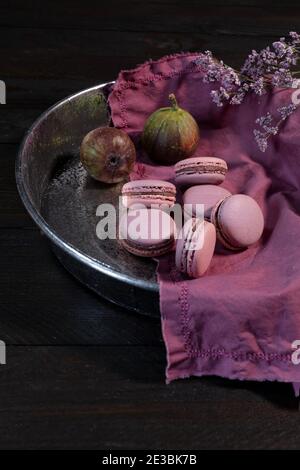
141,94,200,165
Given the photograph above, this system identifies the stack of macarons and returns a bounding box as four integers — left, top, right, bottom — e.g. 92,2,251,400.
176,156,264,252
119,180,177,258
119,157,264,278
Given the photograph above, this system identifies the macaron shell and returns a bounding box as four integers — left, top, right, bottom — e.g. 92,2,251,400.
212,194,264,249
183,185,232,219
176,218,216,278
175,218,195,273
122,195,174,208
120,237,175,257
176,172,225,186
175,156,228,187
189,221,216,277
122,179,176,193
119,208,176,257
121,179,176,208
175,156,227,170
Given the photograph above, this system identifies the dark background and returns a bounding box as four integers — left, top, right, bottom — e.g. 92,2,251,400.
1,0,300,450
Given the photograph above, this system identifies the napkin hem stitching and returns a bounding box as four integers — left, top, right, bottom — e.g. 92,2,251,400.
169,256,292,363
111,52,205,130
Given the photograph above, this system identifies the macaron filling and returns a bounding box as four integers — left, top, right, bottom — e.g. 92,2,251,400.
123,236,175,252
186,233,200,278
119,208,176,257
123,191,175,202
179,218,196,273
124,190,175,196
175,163,227,177
177,218,216,277
212,198,242,250
122,181,176,207
180,219,203,276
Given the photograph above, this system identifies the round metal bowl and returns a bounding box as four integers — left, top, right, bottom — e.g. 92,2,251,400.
16,83,160,317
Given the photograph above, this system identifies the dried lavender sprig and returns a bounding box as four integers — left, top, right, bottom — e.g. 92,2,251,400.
195,31,300,151
253,103,297,152
195,31,300,108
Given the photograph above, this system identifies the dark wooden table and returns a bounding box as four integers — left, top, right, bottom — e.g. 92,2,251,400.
1,0,300,450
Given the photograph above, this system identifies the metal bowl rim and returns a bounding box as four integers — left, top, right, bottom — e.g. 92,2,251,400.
15,83,159,293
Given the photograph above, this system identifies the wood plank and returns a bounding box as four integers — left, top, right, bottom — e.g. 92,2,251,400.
0,227,162,345
0,144,36,228
1,1,299,35
3,27,300,143
0,345,297,449
1,25,298,86
0,108,44,144
0,146,162,344
5,78,106,108
1,0,300,450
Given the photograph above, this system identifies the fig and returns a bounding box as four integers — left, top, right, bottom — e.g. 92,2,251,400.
80,127,136,183
141,94,200,165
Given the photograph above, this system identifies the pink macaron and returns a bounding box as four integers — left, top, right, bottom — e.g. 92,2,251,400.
175,156,228,187
176,218,216,278
121,179,176,209
210,194,264,250
183,185,232,219
119,208,176,257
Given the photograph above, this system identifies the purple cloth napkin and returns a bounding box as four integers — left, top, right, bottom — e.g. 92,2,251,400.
108,52,300,385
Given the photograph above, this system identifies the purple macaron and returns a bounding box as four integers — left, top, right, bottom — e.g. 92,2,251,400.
121,179,176,209
119,208,176,257
176,218,216,278
175,156,228,187
183,185,232,219
210,194,264,250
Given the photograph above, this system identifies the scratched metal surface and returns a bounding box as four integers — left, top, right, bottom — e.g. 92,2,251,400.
16,83,160,316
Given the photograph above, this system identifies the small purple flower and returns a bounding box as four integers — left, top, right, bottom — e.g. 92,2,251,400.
253,101,298,153
254,130,268,152
255,112,273,128
271,69,293,87
196,31,300,151
251,77,265,95
277,103,297,119
221,68,241,91
273,41,287,58
210,90,224,107
290,31,300,43
230,91,245,105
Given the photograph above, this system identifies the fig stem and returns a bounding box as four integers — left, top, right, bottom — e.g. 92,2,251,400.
169,93,178,110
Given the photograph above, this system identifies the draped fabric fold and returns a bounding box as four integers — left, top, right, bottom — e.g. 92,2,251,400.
108,52,300,386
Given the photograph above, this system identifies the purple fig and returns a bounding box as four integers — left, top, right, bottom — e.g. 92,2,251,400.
80,127,136,183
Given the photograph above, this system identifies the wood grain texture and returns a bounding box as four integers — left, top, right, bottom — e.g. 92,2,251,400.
1,26,298,81
0,346,298,450
1,0,300,450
